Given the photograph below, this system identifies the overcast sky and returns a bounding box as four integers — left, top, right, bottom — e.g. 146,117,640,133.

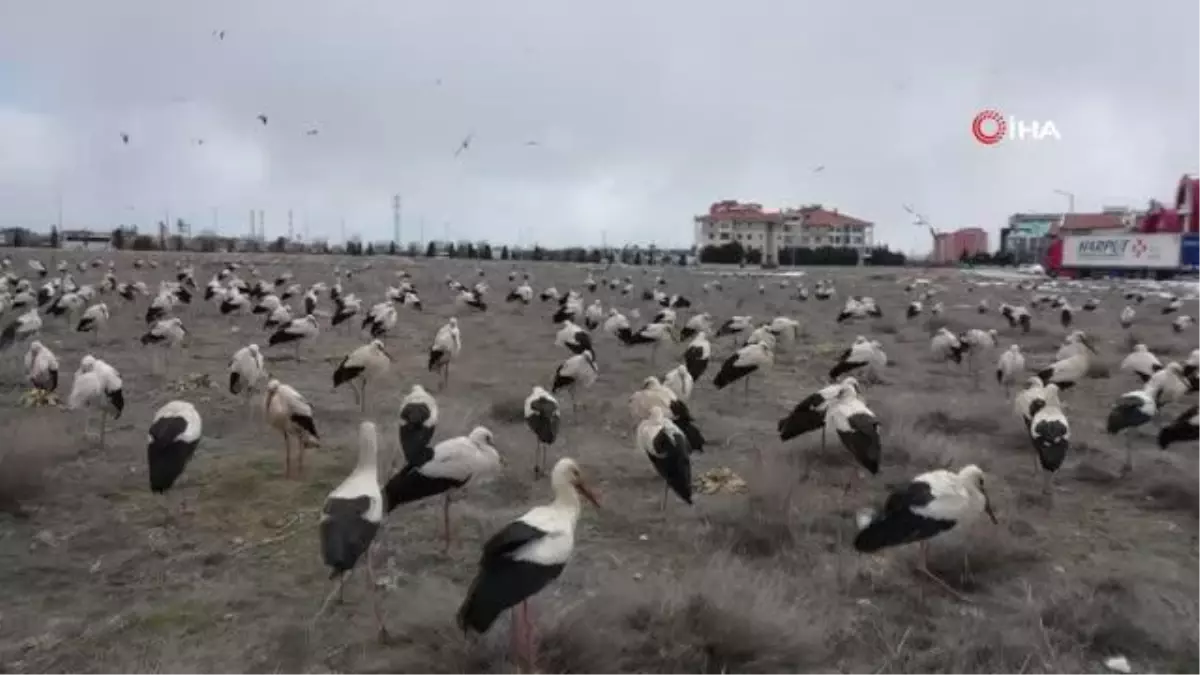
0,1,1196,252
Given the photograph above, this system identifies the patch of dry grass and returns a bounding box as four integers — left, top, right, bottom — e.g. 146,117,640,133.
0,416,62,515
489,396,526,424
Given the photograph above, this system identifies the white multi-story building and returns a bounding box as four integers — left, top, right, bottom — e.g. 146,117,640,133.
694,200,875,265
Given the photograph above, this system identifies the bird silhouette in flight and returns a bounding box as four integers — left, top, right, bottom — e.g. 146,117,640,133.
305,129,319,136
120,133,130,145
257,114,268,126
212,29,226,40
454,133,474,157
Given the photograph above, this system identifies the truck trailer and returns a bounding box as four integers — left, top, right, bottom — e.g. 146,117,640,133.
1044,233,1189,279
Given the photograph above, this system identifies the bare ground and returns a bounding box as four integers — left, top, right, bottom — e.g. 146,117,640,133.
0,252,1196,673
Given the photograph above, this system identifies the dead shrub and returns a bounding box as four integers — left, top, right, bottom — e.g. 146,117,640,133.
540,556,830,673
488,396,526,424
1039,574,1198,665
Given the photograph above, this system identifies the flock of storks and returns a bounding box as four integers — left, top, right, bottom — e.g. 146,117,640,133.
2,254,1197,670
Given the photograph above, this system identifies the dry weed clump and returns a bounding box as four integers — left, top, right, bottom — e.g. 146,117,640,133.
1039,573,1199,669
0,416,63,515
540,556,830,673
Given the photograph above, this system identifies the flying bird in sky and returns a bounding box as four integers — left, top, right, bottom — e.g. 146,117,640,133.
524,140,540,147
813,165,825,172
212,29,226,40
454,133,474,157
305,129,319,136
120,133,129,145
257,114,268,125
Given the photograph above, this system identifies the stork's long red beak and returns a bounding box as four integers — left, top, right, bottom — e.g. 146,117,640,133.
574,480,601,508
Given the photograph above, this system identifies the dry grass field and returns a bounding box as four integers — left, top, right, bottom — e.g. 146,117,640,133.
0,250,1196,673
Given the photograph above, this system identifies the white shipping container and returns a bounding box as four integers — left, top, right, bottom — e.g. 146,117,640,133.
1061,233,1182,269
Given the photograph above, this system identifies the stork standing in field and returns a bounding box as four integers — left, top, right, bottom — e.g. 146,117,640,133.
715,315,753,342
996,344,1025,390
713,340,773,397
333,340,393,413
1106,379,1164,473
429,318,462,390
930,328,966,369
1120,344,1162,383
524,386,560,478
362,303,397,338
142,317,187,372
779,378,862,476
147,400,203,520
621,321,675,364
629,376,705,453
551,350,598,413
555,320,593,355
680,312,711,341
76,302,109,342
25,341,59,394
662,363,694,402
1029,383,1070,493
313,421,389,641
67,355,124,448
825,380,882,490
0,308,42,351
264,379,320,478
229,344,267,416
636,406,692,510
682,331,711,380
269,315,320,360
1146,362,1189,406
1184,349,1199,392
456,458,599,673
830,336,880,381
397,385,438,470
1119,306,1135,329
853,465,998,599
1036,338,1094,391
384,427,501,553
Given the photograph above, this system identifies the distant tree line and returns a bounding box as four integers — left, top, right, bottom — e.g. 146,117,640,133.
699,241,907,266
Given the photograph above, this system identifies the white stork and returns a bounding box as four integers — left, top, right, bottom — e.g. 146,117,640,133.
25,340,59,393
268,315,320,359
383,426,501,552
314,421,389,640
76,302,110,339
555,320,593,355
853,465,997,597
713,340,773,395
333,340,393,412
1158,404,1198,449
455,458,599,673
551,350,598,412
1120,344,1162,383
0,308,41,350
67,355,124,447
429,318,462,389
995,344,1025,389
682,331,711,380
1029,383,1069,492
524,386,561,478
635,406,692,510
229,343,267,412
264,379,320,478
397,384,438,470
147,400,203,517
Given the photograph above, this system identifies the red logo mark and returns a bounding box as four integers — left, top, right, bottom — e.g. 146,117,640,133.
1132,239,1148,257
972,110,1006,145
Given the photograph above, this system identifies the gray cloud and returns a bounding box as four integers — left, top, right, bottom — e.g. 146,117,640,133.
1,0,1196,251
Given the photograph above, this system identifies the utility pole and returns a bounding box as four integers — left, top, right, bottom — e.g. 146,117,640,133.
257,210,265,240
392,194,402,245
56,191,63,232
419,218,425,247
288,209,294,241
248,209,255,239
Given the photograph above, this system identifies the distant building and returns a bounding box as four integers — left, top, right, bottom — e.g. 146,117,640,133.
61,229,112,251
932,227,989,264
1001,208,1137,264
693,200,874,265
